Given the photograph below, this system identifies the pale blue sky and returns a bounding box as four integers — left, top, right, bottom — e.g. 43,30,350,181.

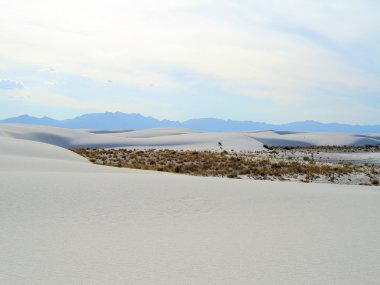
0,0,379,123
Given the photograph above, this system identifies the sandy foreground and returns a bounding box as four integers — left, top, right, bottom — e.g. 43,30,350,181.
0,124,380,284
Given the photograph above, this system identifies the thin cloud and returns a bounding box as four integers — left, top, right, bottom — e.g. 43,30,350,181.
0,0,379,123
0,80,24,90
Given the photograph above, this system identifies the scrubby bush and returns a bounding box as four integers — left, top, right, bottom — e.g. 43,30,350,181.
69,147,378,185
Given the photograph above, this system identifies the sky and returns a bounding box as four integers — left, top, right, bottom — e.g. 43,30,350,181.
0,0,379,124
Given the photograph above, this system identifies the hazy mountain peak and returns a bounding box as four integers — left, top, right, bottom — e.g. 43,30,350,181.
1,112,379,133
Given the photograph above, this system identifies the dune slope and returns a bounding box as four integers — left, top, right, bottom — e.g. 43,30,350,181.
0,128,379,284
0,124,264,151
1,124,379,152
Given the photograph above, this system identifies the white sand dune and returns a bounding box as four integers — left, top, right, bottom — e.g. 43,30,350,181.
108,127,200,138
0,137,87,162
245,130,380,146
0,132,379,285
0,124,135,148
0,136,155,174
1,124,379,154
0,137,89,172
117,132,265,151
0,124,265,151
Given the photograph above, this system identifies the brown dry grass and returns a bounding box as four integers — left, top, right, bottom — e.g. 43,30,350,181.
70,148,379,185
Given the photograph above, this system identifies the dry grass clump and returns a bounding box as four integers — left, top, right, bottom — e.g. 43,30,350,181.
70,148,379,185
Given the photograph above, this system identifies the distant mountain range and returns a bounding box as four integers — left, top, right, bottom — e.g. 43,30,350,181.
1,112,380,133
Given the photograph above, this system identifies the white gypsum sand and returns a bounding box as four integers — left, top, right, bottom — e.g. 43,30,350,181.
1,124,380,151
244,131,380,147
0,124,380,284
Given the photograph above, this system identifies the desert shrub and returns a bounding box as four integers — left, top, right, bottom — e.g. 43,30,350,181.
263,144,273,150
227,172,238,178
69,147,379,185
